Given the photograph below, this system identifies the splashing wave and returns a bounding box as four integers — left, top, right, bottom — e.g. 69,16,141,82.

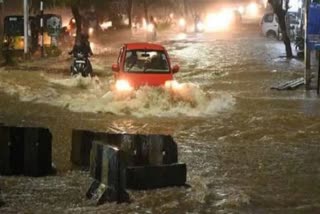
0,75,235,117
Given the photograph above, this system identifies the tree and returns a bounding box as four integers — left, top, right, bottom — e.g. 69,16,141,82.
127,0,133,28
139,0,180,22
268,0,293,58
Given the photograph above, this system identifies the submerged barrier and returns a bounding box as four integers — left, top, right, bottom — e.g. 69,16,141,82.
0,188,4,207
0,126,52,177
86,144,129,205
0,127,187,205
72,130,187,204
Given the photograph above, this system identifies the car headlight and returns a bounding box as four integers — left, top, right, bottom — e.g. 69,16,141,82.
115,80,133,91
165,80,182,91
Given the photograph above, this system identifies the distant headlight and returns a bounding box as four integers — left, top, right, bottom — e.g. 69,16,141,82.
100,21,112,30
196,22,204,31
247,2,259,17
88,27,94,36
238,6,245,14
147,23,155,32
115,80,133,91
179,18,186,27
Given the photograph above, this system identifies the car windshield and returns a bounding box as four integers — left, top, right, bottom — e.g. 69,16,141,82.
124,50,169,73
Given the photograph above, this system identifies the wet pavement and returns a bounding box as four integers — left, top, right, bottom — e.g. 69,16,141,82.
1,25,320,213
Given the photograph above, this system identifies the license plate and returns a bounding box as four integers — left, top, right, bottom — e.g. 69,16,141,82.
76,60,86,64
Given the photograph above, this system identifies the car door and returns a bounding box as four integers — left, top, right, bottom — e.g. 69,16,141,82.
114,46,125,79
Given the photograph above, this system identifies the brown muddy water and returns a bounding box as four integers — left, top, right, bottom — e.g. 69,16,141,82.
0,28,320,213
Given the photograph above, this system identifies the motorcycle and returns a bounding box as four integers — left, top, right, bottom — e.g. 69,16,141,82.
294,36,304,57
70,52,92,77
295,36,304,52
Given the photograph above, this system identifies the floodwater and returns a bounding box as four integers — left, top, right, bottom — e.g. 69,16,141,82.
1,25,320,213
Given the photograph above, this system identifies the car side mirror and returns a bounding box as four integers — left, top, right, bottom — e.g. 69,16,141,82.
112,63,119,72
172,64,180,73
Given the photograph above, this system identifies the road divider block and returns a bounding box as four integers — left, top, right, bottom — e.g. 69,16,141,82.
87,143,129,204
0,188,4,207
80,131,187,205
71,130,94,167
71,130,179,167
0,125,52,176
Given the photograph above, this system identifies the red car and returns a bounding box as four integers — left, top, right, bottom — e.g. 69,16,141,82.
111,42,180,91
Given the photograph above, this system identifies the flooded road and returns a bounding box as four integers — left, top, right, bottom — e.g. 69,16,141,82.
1,26,320,213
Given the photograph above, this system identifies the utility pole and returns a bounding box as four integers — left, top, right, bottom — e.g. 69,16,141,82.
0,0,4,36
304,0,311,89
23,0,29,57
40,1,44,57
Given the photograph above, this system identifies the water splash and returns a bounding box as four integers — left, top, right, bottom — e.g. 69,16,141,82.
0,74,235,118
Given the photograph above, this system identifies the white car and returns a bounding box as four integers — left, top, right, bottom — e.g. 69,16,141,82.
261,13,280,38
261,12,300,39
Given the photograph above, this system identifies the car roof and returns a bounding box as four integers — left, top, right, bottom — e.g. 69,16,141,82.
125,42,166,51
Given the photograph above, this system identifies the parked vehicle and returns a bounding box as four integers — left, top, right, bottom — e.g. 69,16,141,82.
111,42,180,91
294,36,304,57
261,12,300,39
261,13,280,39
2,15,38,52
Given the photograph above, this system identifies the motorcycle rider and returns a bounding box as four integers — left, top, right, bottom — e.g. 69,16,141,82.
69,33,93,75
69,33,93,57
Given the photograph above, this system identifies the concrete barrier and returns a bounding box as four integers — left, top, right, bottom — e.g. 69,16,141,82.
71,130,178,167
87,143,129,204
82,132,187,205
71,130,94,167
0,127,24,175
0,188,4,207
0,126,52,176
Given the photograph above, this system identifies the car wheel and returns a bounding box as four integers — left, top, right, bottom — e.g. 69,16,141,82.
266,30,277,39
